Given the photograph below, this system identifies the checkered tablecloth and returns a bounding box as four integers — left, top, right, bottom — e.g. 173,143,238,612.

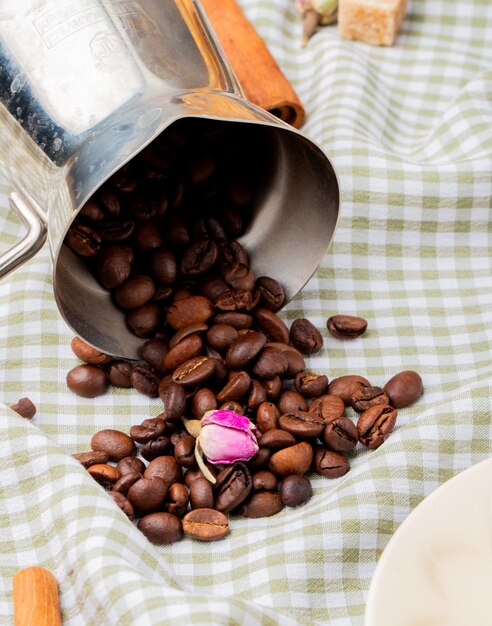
1,1,492,623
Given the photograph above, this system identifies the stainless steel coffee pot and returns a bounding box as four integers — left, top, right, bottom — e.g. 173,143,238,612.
0,0,339,359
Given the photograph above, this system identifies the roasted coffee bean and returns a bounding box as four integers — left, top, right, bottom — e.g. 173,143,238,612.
194,216,227,243
97,186,120,217
289,318,323,355
308,394,345,423
199,275,229,302
170,429,188,447
96,245,134,289
241,491,283,518
80,198,105,222
252,471,277,491
98,217,135,241
67,364,108,398
141,436,172,461
114,274,155,309
216,370,251,403
117,456,146,476
126,303,160,338
10,397,37,419
112,165,137,193
277,390,308,414
70,337,112,366
265,343,305,379
134,221,162,253
112,472,142,495
268,442,313,477
172,356,215,387
258,429,296,450
351,386,389,413
214,463,252,513
91,429,136,461
108,491,135,520
169,323,209,349
294,371,328,398
219,401,245,414
255,276,285,312
324,416,358,452
357,405,397,449
313,446,350,478
167,483,189,517
213,312,252,329
262,375,282,401
220,239,249,267
221,263,255,291
73,450,109,469
206,324,239,351
246,379,267,411
249,447,271,471
174,435,196,468
150,248,177,286
130,418,166,443
164,334,203,371
189,476,214,509
214,288,253,312
225,331,266,369
141,340,168,374
181,239,219,275
189,152,217,184
88,463,120,487
144,456,182,486
127,190,160,219
191,388,217,419
138,512,183,544
254,308,290,344
280,475,312,507
327,315,368,340
205,349,228,386
163,214,189,248
183,464,218,487
65,223,101,257
252,347,288,379
328,375,370,405
256,402,280,432
130,364,160,397
218,205,243,238
108,360,133,388
127,475,168,514
384,370,423,409
167,296,214,330
278,411,325,438
182,508,229,541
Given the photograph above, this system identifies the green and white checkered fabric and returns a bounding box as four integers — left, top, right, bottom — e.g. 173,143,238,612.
1,0,492,623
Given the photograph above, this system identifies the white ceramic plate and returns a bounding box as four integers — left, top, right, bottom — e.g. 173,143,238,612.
365,458,492,626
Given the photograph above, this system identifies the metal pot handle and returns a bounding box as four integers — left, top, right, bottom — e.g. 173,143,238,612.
0,190,48,280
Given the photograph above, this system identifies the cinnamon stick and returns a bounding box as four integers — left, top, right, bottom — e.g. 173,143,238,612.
201,0,306,128
13,566,62,626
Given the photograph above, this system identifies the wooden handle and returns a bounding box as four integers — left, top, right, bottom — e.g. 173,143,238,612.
201,0,305,128
13,567,62,626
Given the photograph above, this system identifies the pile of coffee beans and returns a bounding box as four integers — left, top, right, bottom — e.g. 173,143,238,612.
65,118,424,543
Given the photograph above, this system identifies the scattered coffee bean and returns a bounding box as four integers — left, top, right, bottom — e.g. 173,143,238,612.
182,508,229,541
323,416,358,452
10,397,37,419
384,370,423,409
189,476,214,509
73,450,109,469
91,429,136,461
67,364,108,398
108,491,135,520
327,315,368,340
88,463,120,487
328,375,370,405
351,386,389,413
241,491,283,518
357,405,397,449
313,446,350,478
280,475,312,507
70,337,112,365
138,512,183,544
289,318,323,354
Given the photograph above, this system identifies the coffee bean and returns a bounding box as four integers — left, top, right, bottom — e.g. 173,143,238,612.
213,312,252,329
254,308,290,344
215,288,254,312
91,429,136,461
241,491,283,518
328,375,370,405
117,456,146,476
167,296,214,330
98,217,135,241
191,388,217,419
144,456,182,486
97,186,121,217
108,491,135,520
248,447,271,471
127,475,168,514
189,476,214,509
256,402,280,432
357,405,397,449
225,331,266,369
265,343,305,379
88,463,120,487
114,275,155,309
174,435,196,468
219,401,245,414
252,347,288,379
221,263,255,291
327,315,367,340
159,381,186,420
199,275,230,301
67,364,108,398
183,465,218,487
262,375,282,401
280,475,312,507
182,508,229,541
80,198,105,222
206,324,239,351
134,221,162,253
126,304,160,338
216,370,251,404
141,436,172,461
180,239,219,276
112,472,142,495
277,390,308,414
73,450,109,469
164,334,203,371
294,371,328,398
214,463,252,513
278,411,325,438
130,364,160,397
172,356,215,387
289,318,323,354
324,416,358,452
140,340,169,374
104,361,130,388
70,337,112,366
252,471,277,491
384,370,423,409
138,512,183,544
10,397,37,419
65,222,101,257
246,379,267,410
255,276,285,312
169,323,209,349
130,418,166,443
96,245,134,289
167,483,189,517
148,246,175,284
313,446,350,478
258,429,296,450
351,386,389,413
220,239,249,267
268,442,313,477
308,394,345,423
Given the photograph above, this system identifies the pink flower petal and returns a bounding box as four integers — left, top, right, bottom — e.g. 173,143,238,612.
200,423,259,465
202,409,256,435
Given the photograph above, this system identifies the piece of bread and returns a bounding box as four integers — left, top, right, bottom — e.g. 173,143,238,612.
338,0,408,46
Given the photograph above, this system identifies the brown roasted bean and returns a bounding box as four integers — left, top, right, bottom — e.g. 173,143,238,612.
278,411,325,438
294,371,328,398
268,442,313,477
256,402,280,432
351,386,389,413
357,405,397,449
277,390,308,414
327,315,367,340
254,308,290,344
182,508,229,541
